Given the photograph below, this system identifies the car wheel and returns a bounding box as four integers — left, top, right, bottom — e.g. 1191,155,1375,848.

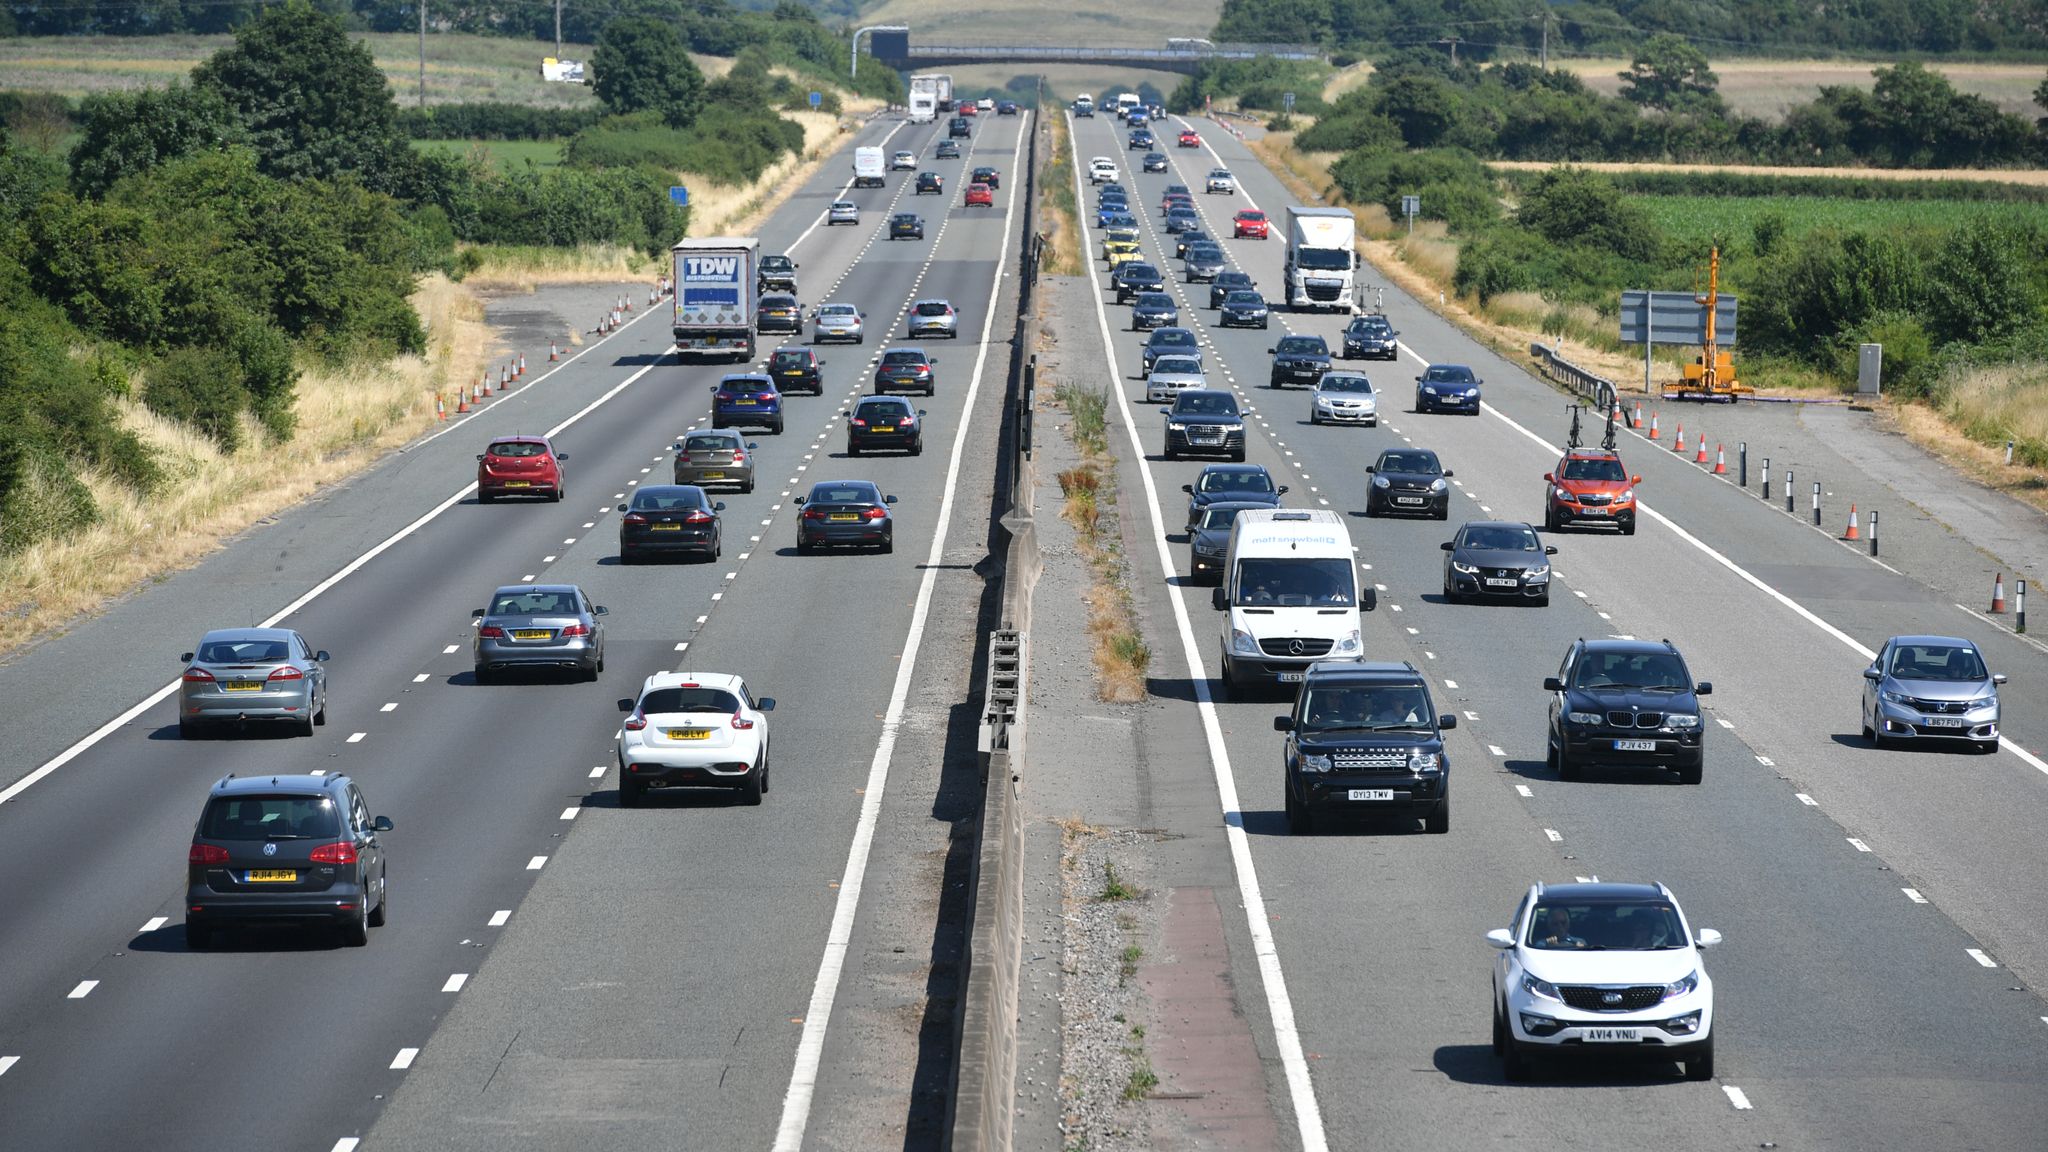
1861,710,1874,742
1621,519,1637,536
1260,319,1269,329
1425,800,1449,834
619,774,643,807
1502,1037,1532,1082
367,869,388,927
1555,741,1581,782
742,477,755,494
1364,496,1379,518
880,532,894,555
1535,592,1550,608
621,548,638,566
315,692,328,725
1442,576,1458,604
1979,739,2000,754
180,719,201,740
848,443,861,457
340,898,370,947
712,535,722,562
550,486,564,502
1230,449,1246,462
1685,1045,1714,1081
771,419,784,435
926,384,936,396
1434,506,1449,521
797,536,812,554
910,439,923,456
297,709,316,738
1677,760,1703,786
1285,784,1313,834
477,491,494,504
739,760,765,806
1309,412,1321,425
186,921,213,951
1491,1003,1507,1056
473,665,492,685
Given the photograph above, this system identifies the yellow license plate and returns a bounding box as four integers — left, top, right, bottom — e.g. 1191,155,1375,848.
650,523,682,531
783,370,805,376
701,471,725,479
512,629,552,640
735,399,757,405
223,681,263,692
666,728,711,740
505,480,530,488
870,426,896,432
245,870,297,883
829,513,859,522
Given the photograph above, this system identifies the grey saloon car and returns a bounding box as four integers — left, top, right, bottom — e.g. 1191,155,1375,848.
674,428,757,493
473,584,607,683
179,627,330,738
827,200,860,225
813,301,865,344
1440,520,1556,605
1862,635,2005,752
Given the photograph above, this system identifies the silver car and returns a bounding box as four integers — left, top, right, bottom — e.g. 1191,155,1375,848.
473,584,607,684
1862,634,2004,753
827,200,859,225
179,627,330,738
909,299,959,339
891,149,917,170
1310,371,1379,425
1145,355,1208,403
1206,168,1236,194
674,428,757,493
813,302,865,344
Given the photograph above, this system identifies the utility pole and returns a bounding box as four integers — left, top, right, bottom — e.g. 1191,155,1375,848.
418,0,427,107
1436,36,1460,66
554,0,562,57
1540,9,1549,70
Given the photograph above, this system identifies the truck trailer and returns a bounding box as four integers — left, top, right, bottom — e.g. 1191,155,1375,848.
672,238,760,362
1284,207,1359,313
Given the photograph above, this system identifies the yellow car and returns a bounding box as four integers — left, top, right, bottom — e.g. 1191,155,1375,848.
1103,242,1143,270
1099,228,1140,260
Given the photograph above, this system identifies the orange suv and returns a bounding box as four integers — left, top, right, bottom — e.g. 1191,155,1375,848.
1544,449,1638,534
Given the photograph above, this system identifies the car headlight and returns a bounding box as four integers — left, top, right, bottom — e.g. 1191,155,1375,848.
1881,689,1910,704
1666,714,1700,728
1422,385,1438,395
1619,489,1634,502
1528,565,1550,580
1298,752,1332,773
1567,710,1604,725
1662,970,1699,1001
1231,628,1259,655
1359,398,1377,410
1430,478,1448,491
1168,422,1187,432
1451,560,1479,574
1334,629,1361,654
1970,693,1998,708
1372,475,1390,489
1521,973,1561,1002
1409,749,1441,774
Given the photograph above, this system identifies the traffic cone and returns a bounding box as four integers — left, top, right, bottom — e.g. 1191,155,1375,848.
456,389,470,414
1648,411,1660,440
623,293,632,312
1673,423,1686,453
518,354,527,377
1713,444,1727,474
435,394,446,421
1992,574,2007,613
500,364,511,390
1695,436,1710,464
549,341,559,362
1843,505,1860,541
1631,401,1643,429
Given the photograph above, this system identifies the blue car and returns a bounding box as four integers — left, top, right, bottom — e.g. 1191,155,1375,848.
1103,212,1138,229
710,373,785,434
1415,363,1482,415
1096,202,1131,227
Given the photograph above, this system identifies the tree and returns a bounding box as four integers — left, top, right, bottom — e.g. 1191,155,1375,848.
1618,33,1719,111
69,82,245,199
192,0,410,190
1514,166,1660,262
1925,219,2038,345
591,16,707,129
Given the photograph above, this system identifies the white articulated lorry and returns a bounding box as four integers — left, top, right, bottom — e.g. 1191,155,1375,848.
672,237,759,362
1284,206,1360,313
853,146,886,188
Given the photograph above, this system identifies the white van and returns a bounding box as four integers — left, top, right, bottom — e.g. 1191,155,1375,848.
1213,509,1375,688
853,146,886,189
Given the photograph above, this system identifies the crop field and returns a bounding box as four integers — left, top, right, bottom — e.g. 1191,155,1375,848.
411,137,566,169
1560,57,2046,121
857,0,1219,51
1636,194,2048,249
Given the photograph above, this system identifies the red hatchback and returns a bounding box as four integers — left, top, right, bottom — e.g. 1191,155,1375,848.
1233,209,1269,239
477,435,567,502
1177,129,1201,148
964,182,994,207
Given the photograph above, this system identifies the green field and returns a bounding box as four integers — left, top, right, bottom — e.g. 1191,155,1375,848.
411,137,566,169
1636,194,2048,247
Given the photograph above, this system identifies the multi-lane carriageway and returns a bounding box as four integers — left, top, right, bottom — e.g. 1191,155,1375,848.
0,111,1030,1151
1060,111,2048,1150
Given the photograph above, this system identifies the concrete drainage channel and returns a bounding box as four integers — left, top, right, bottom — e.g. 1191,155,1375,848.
949,94,1049,1152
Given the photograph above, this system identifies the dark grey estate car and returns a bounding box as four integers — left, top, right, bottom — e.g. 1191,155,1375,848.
1161,389,1247,461
185,772,392,948
673,428,757,493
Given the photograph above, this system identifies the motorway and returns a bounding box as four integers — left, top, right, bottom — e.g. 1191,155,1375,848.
0,109,1029,1150
1062,110,2048,1149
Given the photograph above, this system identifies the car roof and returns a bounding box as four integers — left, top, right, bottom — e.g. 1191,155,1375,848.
492,583,581,597
209,772,351,798
1304,660,1424,683
1887,634,1975,648
640,670,744,693
1561,448,1621,460
1533,881,1669,903
721,373,775,385
198,626,295,644
1460,520,1535,532
487,434,551,446
1195,499,1279,514
885,346,931,357
1578,637,1680,656
758,294,797,304
1198,463,1269,476
1147,326,1195,341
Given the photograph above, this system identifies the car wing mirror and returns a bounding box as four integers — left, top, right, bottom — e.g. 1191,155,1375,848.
757,697,776,712
1211,587,1227,611
372,816,394,832
1272,715,1294,732
1159,408,1171,416
1278,486,1289,495
918,409,928,416
712,502,726,511
180,651,195,663
475,453,485,461
617,697,635,712
1543,473,1555,483
748,442,760,449
1693,681,1711,696
1861,667,1882,681
1443,469,1455,478
1439,541,1454,551
1181,484,1193,493
884,495,899,504
315,650,331,662
1485,928,1515,950
1365,465,1376,474
1695,929,1723,950
1544,545,1558,555
710,384,719,392
1994,673,2008,685
1361,587,1377,611
1632,475,1643,484
1438,713,1458,730
616,504,629,512
555,452,568,460
1542,676,1563,691
793,497,807,506
471,608,486,618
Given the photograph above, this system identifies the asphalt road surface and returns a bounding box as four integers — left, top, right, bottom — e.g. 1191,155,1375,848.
1061,109,2048,1151
0,109,1028,1151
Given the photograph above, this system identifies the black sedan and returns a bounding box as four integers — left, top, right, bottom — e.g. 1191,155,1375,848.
915,171,943,195
1188,501,1269,583
1342,313,1400,360
1440,520,1556,605
618,485,724,564
1131,292,1179,331
1267,335,1332,388
971,165,1001,189
874,347,938,395
846,395,925,456
1219,290,1270,329
1209,270,1256,308
795,479,898,553
1161,389,1246,461
1113,262,1165,303
890,212,925,240
1183,463,1286,531
768,346,824,395
935,140,961,159
756,293,802,334
1142,152,1168,173
1174,229,1211,259
1365,448,1452,519
1183,243,1226,282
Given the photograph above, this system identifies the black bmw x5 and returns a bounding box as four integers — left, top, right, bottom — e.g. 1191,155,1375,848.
1543,638,1711,784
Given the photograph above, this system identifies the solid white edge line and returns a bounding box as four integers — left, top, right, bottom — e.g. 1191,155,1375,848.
0,360,664,807
1062,110,1330,1152
770,112,1030,1152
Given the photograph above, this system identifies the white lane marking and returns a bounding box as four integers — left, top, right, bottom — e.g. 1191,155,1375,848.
390,1048,419,1070
1573,589,1587,598
0,365,667,805
488,910,511,927
1064,110,1329,1152
1847,838,1871,852
441,973,469,993
1756,755,1775,766
1389,604,1402,612
711,592,723,602
1716,717,1734,728
380,702,397,713
1489,745,1505,756
1544,829,1563,842
67,981,97,999
141,916,168,933
347,732,366,744
329,1140,360,1152
543,555,557,563
1902,888,1928,904
1443,678,1457,688
1423,651,1435,659
0,1055,16,1078
520,574,535,582
589,765,607,778
1464,710,1479,721
1796,793,1817,806
443,645,458,654
560,806,580,821
412,673,429,683
1514,784,1532,797
311,769,326,776
1723,1086,1752,1110
774,113,1029,1152
1597,611,1611,620
675,642,689,651
1967,948,1998,968
526,855,547,870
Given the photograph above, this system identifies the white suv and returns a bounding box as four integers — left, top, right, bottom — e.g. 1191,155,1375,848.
616,672,775,806
1089,157,1120,184
1489,881,1720,1081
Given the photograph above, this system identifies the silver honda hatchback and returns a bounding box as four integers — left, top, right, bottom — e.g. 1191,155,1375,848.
1862,634,2004,752
179,627,330,738
472,584,607,683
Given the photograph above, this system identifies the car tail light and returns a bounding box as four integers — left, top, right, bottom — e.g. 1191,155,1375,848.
189,844,230,865
899,417,917,427
623,711,648,732
684,509,714,524
308,841,358,865
850,418,867,427
802,507,827,520
716,392,732,402
731,450,746,463
477,625,505,639
559,622,590,638
915,366,930,375
864,507,888,520
182,667,216,683
268,665,304,682
730,711,754,730
623,512,648,525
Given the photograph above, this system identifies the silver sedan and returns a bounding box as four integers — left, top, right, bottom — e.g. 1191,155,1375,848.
813,302,865,344
179,627,330,738
473,584,607,683
827,200,859,225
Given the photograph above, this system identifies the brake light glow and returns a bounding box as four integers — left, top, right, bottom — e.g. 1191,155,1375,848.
183,667,216,683
731,450,746,463
559,622,590,638
802,508,827,520
189,844,230,865
623,711,648,732
730,711,754,730
623,512,648,525
268,665,304,681
851,418,867,427
864,507,888,520
684,509,714,524
308,841,358,865
477,625,505,638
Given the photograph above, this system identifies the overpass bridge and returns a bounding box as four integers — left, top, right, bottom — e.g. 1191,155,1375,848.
871,38,1322,75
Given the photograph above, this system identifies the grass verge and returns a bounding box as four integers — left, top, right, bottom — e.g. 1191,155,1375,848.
1039,111,1085,277
1054,381,1150,702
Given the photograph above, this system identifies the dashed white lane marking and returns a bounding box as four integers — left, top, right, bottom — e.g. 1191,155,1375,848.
1902,888,1928,903
329,1140,360,1152
1573,589,1587,598
1966,948,1998,968
526,855,548,870
583,522,595,529
1514,784,1532,797
1715,717,1734,728
560,806,580,821
1796,793,1817,806
443,645,459,654
712,592,723,601
1597,611,1611,620
311,769,326,776
1424,651,1436,659
543,555,557,563
1405,626,1419,635
380,702,397,713
1723,1086,1752,1110
521,574,536,582
1756,755,1775,766
1847,837,1871,852
413,673,430,683
675,641,689,651
1443,678,1457,688
589,765,607,778
441,973,469,993
1464,710,1479,721
347,732,366,744
67,981,97,999
696,615,708,624
0,1055,17,1078
1389,604,1402,612
390,1048,419,1070
141,916,168,933
1489,745,1505,756
488,910,511,927
563,537,576,545
1544,829,1563,842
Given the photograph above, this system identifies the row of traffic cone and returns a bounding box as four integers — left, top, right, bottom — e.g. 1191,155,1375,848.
435,353,533,419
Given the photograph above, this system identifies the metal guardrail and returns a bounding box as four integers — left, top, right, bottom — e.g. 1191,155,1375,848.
902,44,1321,62
1530,341,1618,414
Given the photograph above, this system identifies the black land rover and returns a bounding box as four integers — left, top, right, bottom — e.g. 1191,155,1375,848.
1274,661,1455,834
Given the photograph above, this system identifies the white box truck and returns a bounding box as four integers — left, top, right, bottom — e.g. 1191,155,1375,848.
1284,206,1360,313
908,74,939,123
672,238,759,362
932,73,955,110
853,146,886,188
1213,509,1375,688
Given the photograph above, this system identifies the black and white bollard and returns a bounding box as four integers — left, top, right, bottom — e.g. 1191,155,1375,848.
2019,579,2029,635
1786,469,1795,514
1812,481,1822,526
1869,510,1879,556
1739,441,1748,488
1761,457,1771,500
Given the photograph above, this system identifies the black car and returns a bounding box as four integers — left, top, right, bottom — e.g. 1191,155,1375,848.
890,212,925,240
1141,326,1199,373
1210,270,1255,308
1142,152,1169,173
1162,389,1246,461
1175,229,1211,259
1365,448,1451,518
1219,290,1270,328
185,773,393,948
1343,313,1400,360
1183,242,1226,282
846,395,925,456
756,293,802,335
915,171,943,195
997,101,1019,115
768,346,824,395
1274,661,1455,834
757,254,798,294
1163,210,1200,234
1128,129,1154,149
935,139,962,159
1188,501,1268,583
1268,334,1332,388
971,165,1001,189
795,479,898,553
1183,463,1286,530
618,484,724,563
1544,638,1711,785
1113,262,1165,303
948,116,971,138
874,347,938,395
1131,292,1179,331
1440,520,1556,605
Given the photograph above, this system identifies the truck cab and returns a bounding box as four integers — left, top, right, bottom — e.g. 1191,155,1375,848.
1213,509,1374,690
1284,206,1360,314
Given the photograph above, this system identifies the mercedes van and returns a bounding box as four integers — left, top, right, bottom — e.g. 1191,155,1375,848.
1213,509,1375,689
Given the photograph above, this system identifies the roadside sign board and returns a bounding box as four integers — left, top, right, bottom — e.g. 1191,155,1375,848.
669,186,689,207
809,91,823,109
1619,290,1739,346
1282,91,1295,113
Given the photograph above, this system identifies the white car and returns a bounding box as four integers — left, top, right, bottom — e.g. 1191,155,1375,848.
1309,371,1378,425
1144,355,1208,403
1089,157,1120,184
826,200,860,226
977,97,995,112
617,672,775,806
1206,168,1236,194
891,150,916,171
1489,881,1719,1082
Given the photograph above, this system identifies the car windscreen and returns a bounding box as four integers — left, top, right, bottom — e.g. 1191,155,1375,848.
915,303,951,316
1561,458,1627,482
1200,505,1249,530
1318,376,1373,394
639,686,741,715
631,489,705,511
1175,394,1238,416
1298,684,1433,731
1233,558,1355,607
1460,525,1540,551
684,434,737,453
1296,248,1350,270
1153,358,1202,376
1888,644,1988,681
1126,265,1159,279
1224,292,1264,306
759,297,796,309
1218,272,1251,284
1573,650,1691,691
1200,470,1273,494
198,638,290,663
1378,451,1440,475
882,352,926,366
1237,213,1265,222
1526,901,1686,950
1188,246,1224,260
761,257,792,271
201,795,343,841
1276,337,1326,354
809,486,879,505
1348,317,1389,333
1150,330,1196,348
893,214,918,223
1425,365,1476,383
487,441,546,458
1135,293,1174,308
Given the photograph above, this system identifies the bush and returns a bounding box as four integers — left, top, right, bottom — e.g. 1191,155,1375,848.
1840,310,1937,397
1333,148,1499,231
1295,109,1402,154
395,103,604,141
564,108,804,186
0,429,98,555
146,345,251,452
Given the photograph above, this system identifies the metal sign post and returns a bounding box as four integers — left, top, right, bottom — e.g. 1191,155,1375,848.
1282,91,1295,115
1401,195,1419,236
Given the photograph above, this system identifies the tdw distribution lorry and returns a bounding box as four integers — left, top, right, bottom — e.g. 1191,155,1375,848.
907,74,940,123
853,146,886,188
672,237,759,362
1284,206,1360,313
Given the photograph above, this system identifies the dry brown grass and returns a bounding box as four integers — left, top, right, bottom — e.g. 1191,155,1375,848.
1052,384,1148,703
1893,395,2048,519
459,243,661,293
1320,60,1375,103
1040,112,1086,277
1488,159,2048,187
1558,57,2047,121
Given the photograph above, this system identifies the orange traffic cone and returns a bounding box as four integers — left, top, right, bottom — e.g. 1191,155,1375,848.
436,394,446,421
1695,436,1710,464
1648,411,1660,440
623,293,632,312
1992,574,2007,613
1631,400,1643,428
1673,423,1687,453
456,389,470,414
1713,444,1727,474
518,354,527,377
500,364,511,390
1843,505,1860,541
549,341,560,362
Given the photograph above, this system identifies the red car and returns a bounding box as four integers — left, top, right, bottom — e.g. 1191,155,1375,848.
959,102,978,117
964,182,994,207
1177,130,1201,148
1233,209,1269,239
476,435,566,503
1544,448,1640,534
